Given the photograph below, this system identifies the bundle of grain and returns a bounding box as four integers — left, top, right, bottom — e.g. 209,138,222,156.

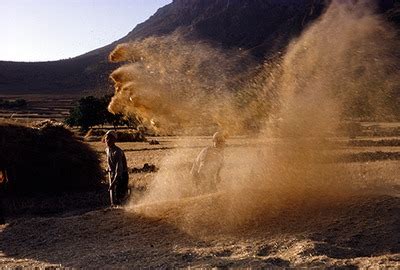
0,122,104,195
84,129,107,142
115,129,147,142
85,128,147,142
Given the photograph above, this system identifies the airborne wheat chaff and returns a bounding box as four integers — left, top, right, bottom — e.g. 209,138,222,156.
109,0,400,233
108,35,260,134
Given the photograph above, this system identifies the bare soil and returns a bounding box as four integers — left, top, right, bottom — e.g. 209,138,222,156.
0,136,399,268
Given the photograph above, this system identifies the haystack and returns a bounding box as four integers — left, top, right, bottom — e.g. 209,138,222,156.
85,128,147,142
0,121,104,194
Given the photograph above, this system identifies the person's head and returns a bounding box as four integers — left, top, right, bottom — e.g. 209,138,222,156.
212,131,226,148
104,130,117,147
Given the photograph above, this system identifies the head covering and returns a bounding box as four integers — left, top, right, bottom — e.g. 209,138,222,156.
212,131,225,143
105,130,117,140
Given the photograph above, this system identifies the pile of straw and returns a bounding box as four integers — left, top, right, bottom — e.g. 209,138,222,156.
85,128,147,142
0,122,104,195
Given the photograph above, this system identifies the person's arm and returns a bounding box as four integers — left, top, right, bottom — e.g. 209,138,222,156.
114,157,124,181
197,149,208,173
109,151,124,189
191,148,207,176
105,148,112,173
190,161,198,176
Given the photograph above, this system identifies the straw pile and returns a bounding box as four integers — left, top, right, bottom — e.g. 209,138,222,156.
0,121,104,195
84,128,147,142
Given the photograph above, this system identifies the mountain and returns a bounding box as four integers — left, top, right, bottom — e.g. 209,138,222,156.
0,0,398,95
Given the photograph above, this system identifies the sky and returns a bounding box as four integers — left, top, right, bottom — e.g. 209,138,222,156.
0,0,172,62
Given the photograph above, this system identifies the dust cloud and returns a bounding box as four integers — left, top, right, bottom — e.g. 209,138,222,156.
108,34,257,135
111,0,399,233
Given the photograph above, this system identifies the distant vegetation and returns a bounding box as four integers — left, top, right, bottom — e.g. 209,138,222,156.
65,95,139,131
0,98,27,109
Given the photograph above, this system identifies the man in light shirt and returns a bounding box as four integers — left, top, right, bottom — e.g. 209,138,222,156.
191,132,226,193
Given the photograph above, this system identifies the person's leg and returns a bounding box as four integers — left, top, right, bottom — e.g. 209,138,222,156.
115,175,128,205
116,173,129,204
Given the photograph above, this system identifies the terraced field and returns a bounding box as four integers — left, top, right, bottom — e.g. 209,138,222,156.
0,95,79,122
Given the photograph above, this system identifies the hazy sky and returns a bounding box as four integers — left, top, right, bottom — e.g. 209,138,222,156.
1,0,172,62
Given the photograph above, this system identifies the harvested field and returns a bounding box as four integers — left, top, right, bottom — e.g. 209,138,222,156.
0,135,399,268
0,94,78,122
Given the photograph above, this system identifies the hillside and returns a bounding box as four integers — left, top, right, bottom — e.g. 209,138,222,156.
0,0,328,95
0,0,398,95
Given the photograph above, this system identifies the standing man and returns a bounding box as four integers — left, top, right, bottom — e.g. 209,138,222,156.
104,131,129,206
190,132,226,193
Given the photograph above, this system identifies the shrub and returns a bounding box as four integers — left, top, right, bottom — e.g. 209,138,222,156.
0,98,27,108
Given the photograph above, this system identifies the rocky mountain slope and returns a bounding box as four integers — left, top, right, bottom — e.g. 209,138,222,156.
0,0,397,94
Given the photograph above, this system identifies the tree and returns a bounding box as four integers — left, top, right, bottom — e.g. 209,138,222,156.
65,95,140,131
65,96,105,132
99,95,125,128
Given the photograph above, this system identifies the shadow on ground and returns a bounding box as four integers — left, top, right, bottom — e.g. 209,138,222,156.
246,195,400,264
306,196,400,259
0,205,295,268
0,208,202,268
0,195,398,268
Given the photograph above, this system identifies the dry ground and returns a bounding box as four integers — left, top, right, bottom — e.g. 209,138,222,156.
0,136,399,268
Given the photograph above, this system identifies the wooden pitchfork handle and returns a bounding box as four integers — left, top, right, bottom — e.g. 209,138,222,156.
107,170,114,207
